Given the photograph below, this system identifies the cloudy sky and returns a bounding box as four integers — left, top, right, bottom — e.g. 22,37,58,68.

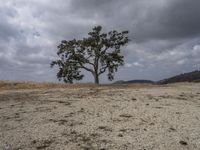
0,0,200,83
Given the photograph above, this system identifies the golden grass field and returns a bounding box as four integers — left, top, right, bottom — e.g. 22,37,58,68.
0,81,200,150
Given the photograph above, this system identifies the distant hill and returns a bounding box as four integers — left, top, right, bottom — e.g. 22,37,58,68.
158,70,200,84
114,80,155,84
114,70,200,84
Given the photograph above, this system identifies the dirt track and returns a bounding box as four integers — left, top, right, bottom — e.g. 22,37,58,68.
0,83,200,150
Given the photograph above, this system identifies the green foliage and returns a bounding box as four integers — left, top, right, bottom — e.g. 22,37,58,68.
51,25,129,84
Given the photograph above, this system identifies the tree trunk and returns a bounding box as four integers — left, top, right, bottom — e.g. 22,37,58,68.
94,72,99,84
93,58,99,84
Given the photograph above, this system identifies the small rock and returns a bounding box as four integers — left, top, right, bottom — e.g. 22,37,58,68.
179,140,188,145
119,129,127,132
169,127,176,131
32,140,37,144
98,126,107,129
132,98,137,101
119,114,132,118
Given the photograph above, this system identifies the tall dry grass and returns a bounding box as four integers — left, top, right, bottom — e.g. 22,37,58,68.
0,80,158,90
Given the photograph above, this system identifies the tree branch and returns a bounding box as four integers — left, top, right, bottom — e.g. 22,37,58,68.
79,63,94,73
86,60,95,66
98,66,108,75
85,55,95,67
102,46,109,54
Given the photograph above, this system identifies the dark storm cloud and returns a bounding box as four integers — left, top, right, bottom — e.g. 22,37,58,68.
160,0,200,38
69,0,200,41
134,0,200,42
0,0,200,82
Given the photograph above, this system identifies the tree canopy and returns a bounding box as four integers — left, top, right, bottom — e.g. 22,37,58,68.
51,25,129,84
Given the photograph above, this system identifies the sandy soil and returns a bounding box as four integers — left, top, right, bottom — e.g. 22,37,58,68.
0,83,200,150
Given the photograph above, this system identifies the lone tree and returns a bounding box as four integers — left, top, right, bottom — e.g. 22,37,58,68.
51,25,129,84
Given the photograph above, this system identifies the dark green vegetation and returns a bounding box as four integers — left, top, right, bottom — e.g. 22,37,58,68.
51,25,129,84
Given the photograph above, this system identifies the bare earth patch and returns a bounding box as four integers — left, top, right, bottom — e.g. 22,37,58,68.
0,83,200,150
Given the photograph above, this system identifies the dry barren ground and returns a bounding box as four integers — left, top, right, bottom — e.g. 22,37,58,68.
0,83,200,150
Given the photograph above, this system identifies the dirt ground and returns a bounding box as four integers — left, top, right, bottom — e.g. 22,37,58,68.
0,83,200,150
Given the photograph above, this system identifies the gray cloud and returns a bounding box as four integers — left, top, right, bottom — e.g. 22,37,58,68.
0,0,200,83
0,6,19,41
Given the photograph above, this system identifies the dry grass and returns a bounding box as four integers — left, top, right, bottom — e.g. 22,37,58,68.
0,80,159,90
0,80,74,90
